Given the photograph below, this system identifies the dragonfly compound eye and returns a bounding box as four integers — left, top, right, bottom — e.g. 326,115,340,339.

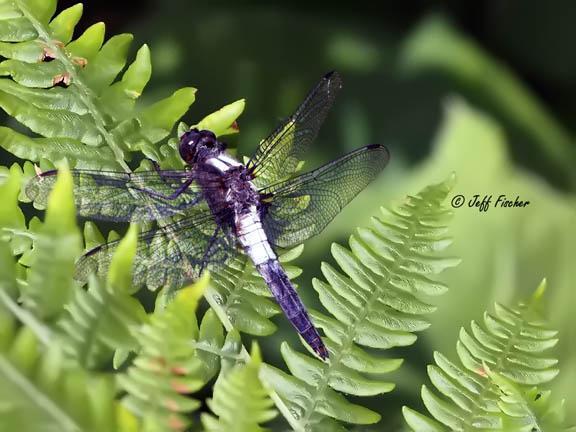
198,130,218,150
179,129,202,163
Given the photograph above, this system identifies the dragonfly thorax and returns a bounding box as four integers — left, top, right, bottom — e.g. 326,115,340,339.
224,166,259,213
179,128,226,164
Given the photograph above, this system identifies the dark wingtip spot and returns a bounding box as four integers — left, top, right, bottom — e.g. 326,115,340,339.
367,144,391,164
324,70,337,79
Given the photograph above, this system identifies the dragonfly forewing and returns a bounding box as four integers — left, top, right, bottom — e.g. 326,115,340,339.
247,71,342,188
26,169,204,222
75,210,237,292
259,144,390,248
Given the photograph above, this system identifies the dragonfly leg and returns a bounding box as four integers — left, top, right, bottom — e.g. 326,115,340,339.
147,158,169,179
132,177,195,201
198,226,222,275
146,158,190,190
149,158,162,173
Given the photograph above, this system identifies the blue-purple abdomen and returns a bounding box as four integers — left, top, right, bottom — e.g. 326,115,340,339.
256,259,328,360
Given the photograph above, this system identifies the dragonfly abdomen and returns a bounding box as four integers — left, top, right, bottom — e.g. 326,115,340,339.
236,208,328,359
236,210,276,265
256,259,329,360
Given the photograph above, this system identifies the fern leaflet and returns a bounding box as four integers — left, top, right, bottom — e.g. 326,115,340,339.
202,343,277,432
118,275,242,431
57,225,147,369
403,279,563,431
0,253,137,431
490,370,575,432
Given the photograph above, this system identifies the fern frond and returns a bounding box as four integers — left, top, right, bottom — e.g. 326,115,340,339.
57,225,147,368
260,176,458,431
0,241,18,300
0,163,56,302
21,166,82,319
403,279,561,431
0,163,27,256
0,160,37,200
118,275,239,431
0,303,137,432
0,0,195,170
201,343,277,432
489,371,575,432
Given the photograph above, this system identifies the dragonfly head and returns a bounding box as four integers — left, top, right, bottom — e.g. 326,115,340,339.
179,128,224,164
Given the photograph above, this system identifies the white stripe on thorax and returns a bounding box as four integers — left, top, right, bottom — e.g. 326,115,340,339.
206,153,242,172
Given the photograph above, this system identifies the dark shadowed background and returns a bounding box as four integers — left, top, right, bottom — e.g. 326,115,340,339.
4,0,576,429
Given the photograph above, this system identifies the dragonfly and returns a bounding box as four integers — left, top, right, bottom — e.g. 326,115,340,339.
26,71,390,360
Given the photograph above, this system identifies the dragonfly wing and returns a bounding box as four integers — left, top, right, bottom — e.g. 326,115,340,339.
75,210,237,291
246,71,342,187
259,144,389,248
26,169,208,222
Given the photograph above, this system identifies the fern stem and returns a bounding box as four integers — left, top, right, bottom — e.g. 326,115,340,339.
0,290,52,345
205,285,305,432
190,340,243,361
14,0,130,172
0,356,81,431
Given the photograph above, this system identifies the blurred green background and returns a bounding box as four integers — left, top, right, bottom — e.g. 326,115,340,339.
3,0,576,429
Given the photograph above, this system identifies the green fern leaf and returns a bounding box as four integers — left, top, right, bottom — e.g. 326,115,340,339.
0,240,18,298
23,166,81,319
260,176,458,431
0,306,138,432
0,126,117,169
48,4,82,44
0,162,44,273
0,163,27,256
0,0,195,170
57,275,146,369
201,343,277,432
57,225,147,368
193,98,245,137
489,371,575,432
403,279,561,431
119,275,237,431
